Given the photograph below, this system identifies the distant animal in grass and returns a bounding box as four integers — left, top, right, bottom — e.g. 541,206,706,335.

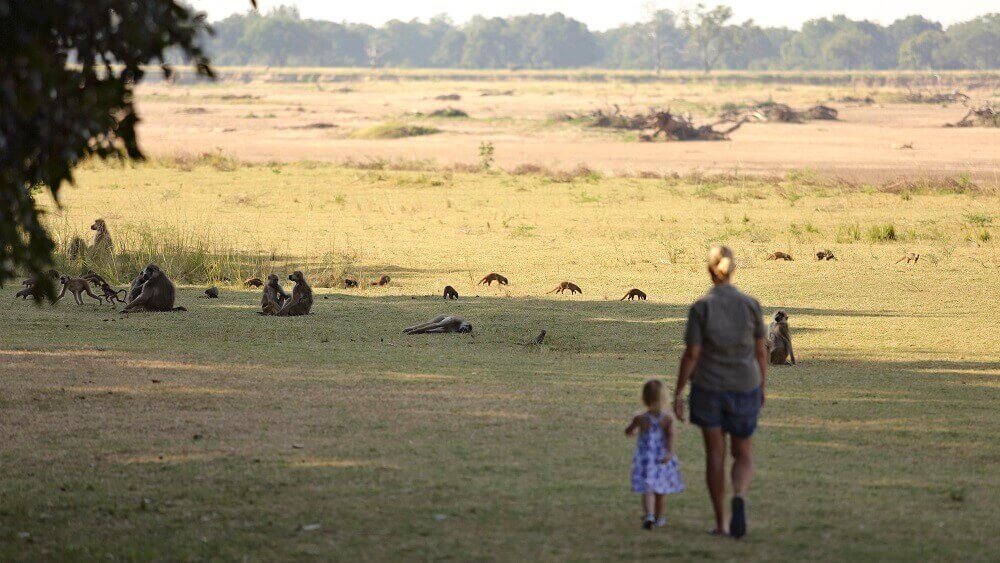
548,281,582,295
621,288,647,301
261,274,290,315
277,271,313,316
815,250,837,261
371,275,391,287
443,285,459,300
19,269,60,292
896,252,920,264
766,251,794,261
122,264,183,313
404,315,472,334
478,273,509,286
204,286,219,299
56,276,103,305
526,330,546,346
90,219,113,252
244,277,264,288
766,311,796,366
343,277,358,288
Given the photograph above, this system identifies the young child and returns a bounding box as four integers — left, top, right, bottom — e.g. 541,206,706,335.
625,378,684,529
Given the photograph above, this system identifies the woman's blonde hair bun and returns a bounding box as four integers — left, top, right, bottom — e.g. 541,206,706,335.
708,245,736,279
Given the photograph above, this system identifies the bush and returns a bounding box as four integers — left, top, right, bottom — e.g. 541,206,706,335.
865,223,897,243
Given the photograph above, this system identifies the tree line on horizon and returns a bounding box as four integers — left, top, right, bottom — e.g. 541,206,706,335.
201,6,999,71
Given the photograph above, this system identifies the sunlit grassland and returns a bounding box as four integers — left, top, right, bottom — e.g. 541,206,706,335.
1,161,997,560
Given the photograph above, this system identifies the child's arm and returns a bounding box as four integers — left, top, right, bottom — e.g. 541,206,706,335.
625,414,641,437
660,416,676,463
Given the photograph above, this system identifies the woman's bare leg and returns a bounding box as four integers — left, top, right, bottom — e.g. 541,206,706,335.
701,427,728,534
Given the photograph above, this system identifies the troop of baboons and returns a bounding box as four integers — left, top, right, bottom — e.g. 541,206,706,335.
25,217,940,366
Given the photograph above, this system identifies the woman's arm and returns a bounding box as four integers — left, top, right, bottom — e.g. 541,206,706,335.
673,344,701,421
755,337,768,406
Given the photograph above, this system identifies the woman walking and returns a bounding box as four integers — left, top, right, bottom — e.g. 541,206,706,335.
673,245,767,538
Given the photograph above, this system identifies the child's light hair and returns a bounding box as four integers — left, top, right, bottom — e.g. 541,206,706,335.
641,379,666,410
707,245,736,280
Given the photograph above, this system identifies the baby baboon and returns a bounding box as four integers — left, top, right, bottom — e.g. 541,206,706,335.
371,275,391,287
443,285,459,300
896,252,920,264
91,219,113,251
121,264,178,313
621,288,647,301
404,315,472,334
815,250,837,261
766,251,794,261
81,271,109,287
766,311,796,366
204,286,219,299
56,276,103,305
261,274,290,315
244,277,264,288
478,273,509,286
15,287,34,299
277,271,313,316
343,277,359,288
96,281,127,304
547,281,582,295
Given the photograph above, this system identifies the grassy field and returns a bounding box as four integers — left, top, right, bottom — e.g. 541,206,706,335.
2,161,998,560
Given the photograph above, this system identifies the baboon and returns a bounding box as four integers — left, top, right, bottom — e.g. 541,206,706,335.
343,277,359,288
96,281,128,304
621,288,647,301
443,285,459,300
547,281,582,295
816,250,837,261
81,271,109,287
244,277,264,288
56,276,103,305
371,275,391,287
121,264,179,313
478,273,509,286
404,315,473,334
766,311,796,366
766,251,794,261
527,330,546,346
261,274,290,315
204,286,219,299
91,219,113,251
896,253,920,264
15,287,34,299
277,271,313,316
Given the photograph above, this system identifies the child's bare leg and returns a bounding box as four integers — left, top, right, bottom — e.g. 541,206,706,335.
642,493,655,515
654,494,665,519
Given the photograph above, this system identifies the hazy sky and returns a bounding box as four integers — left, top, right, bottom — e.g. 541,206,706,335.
189,0,996,30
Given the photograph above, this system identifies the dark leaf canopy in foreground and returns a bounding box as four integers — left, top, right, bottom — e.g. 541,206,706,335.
0,0,214,299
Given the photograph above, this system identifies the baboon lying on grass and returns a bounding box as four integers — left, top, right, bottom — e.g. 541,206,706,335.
621,288,647,301
204,286,219,299
766,251,794,261
548,281,582,295
478,273,509,286
244,277,264,288
343,277,358,288
816,250,837,261
404,315,472,334
371,275,391,287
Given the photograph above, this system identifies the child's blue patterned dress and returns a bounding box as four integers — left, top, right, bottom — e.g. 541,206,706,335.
631,412,685,494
